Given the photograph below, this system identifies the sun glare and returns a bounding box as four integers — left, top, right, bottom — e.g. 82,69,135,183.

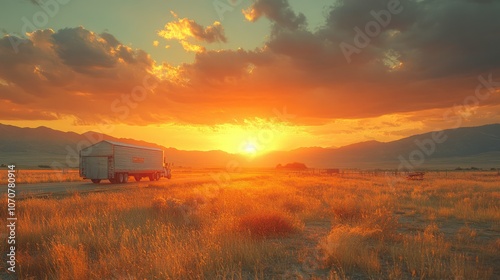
244,143,257,154
241,141,258,155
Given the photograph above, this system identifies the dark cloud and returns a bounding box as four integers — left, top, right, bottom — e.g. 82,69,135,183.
389,0,500,78
315,0,500,77
52,27,118,69
0,27,160,123
244,0,307,32
192,20,226,43
238,0,500,117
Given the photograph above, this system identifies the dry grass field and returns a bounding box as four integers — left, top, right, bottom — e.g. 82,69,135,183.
1,171,499,279
0,169,81,184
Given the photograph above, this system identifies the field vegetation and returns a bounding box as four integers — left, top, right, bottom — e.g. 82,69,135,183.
1,171,498,279
0,169,81,184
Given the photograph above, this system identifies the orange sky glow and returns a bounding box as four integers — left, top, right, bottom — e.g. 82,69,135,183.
1,0,500,154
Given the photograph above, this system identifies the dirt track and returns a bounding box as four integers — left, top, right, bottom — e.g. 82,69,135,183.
0,173,206,199
5,180,157,199
1,171,262,199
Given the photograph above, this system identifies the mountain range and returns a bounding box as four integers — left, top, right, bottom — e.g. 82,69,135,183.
0,123,499,170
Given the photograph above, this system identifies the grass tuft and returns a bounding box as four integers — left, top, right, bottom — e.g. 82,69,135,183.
238,210,302,238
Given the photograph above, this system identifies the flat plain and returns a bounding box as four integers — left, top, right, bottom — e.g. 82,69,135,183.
1,170,499,279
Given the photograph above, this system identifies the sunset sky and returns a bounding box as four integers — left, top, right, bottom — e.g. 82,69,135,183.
1,0,499,154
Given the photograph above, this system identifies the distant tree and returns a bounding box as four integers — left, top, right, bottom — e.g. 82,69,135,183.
276,162,308,170
284,162,308,170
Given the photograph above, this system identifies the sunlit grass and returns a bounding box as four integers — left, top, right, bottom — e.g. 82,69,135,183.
0,171,498,279
0,169,81,184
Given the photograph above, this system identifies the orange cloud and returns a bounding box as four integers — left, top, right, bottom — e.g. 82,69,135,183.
1,0,500,133
0,27,160,124
157,16,226,52
243,0,306,31
243,7,258,22
180,41,204,53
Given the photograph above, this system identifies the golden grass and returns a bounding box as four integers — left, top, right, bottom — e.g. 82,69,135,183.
238,210,303,238
0,169,81,184
0,171,498,279
391,223,493,279
321,225,383,273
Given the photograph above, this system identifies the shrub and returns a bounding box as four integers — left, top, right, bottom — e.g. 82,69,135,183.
320,225,381,273
331,196,365,223
151,196,191,221
456,225,477,245
152,196,168,212
330,196,397,235
238,211,302,238
281,196,306,213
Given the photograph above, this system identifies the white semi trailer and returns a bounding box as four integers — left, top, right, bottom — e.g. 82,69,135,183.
79,140,171,184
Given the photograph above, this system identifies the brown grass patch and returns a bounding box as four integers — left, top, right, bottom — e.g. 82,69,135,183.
321,225,382,273
0,169,81,184
48,243,89,280
238,210,303,238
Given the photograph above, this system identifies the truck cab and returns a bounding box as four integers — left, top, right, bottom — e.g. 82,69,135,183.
163,162,172,179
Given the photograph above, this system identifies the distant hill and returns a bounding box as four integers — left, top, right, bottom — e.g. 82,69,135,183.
0,124,238,168
0,123,499,169
251,124,500,169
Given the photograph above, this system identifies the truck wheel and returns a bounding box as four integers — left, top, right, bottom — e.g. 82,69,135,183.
134,176,141,182
166,174,171,179
117,173,124,184
109,178,117,184
149,174,155,181
155,173,161,181
91,179,101,184
123,173,128,183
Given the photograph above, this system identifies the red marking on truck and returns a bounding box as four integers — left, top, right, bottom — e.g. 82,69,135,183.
132,157,144,163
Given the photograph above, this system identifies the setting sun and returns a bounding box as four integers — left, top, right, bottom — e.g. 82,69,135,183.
239,139,259,155
242,142,258,155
